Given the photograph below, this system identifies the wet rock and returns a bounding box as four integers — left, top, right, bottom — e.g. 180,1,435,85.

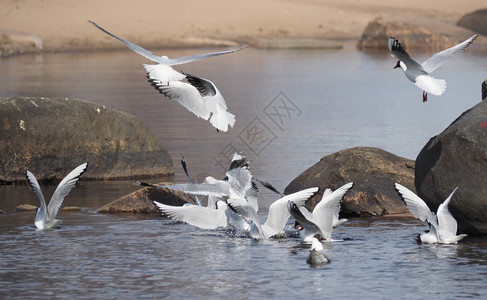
415,96,487,234
0,29,43,57
15,204,81,212
97,187,195,214
357,16,480,51
0,97,173,183
458,9,487,36
284,147,415,217
16,204,37,212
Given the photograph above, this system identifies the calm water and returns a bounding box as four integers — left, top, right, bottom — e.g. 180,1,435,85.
1,44,487,298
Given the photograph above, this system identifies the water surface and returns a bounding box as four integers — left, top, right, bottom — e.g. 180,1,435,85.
1,45,487,298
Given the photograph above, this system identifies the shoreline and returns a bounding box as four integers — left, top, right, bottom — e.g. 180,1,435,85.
1,1,486,56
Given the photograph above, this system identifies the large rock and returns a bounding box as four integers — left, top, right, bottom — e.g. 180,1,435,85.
357,16,481,51
284,147,415,217
415,96,487,234
458,9,487,36
0,97,173,182
97,187,195,214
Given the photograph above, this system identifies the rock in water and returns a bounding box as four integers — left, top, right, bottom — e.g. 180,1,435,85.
284,147,415,217
97,187,195,214
458,9,487,37
0,97,173,182
415,96,487,234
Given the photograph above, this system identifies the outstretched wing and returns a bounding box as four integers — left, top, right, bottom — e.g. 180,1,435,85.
288,200,324,237
166,47,245,66
150,80,211,120
437,187,460,240
26,170,47,210
47,163,88,219
184,72,217,97
313,182,353,240
421,35,477,73
395,183,438,228
262,187,319,237
89,20,163,64
153,201,226,229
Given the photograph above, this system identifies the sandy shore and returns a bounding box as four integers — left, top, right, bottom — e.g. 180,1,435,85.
0,0,485,52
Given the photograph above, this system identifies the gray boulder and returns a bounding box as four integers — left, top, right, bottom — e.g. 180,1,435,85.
415,94,487,234
284,147,415,217
97,187,195,214
458,9,487,36
0,97,173,182
357,16,482,51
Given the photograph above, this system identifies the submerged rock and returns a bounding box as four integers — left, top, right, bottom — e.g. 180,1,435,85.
284,147,415,217
97,187,195,214
415,94,487,234
0,97,173,183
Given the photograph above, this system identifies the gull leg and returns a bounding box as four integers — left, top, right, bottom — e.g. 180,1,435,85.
423,91,428,103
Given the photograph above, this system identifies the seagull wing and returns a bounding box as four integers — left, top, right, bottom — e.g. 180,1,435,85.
288,200,324,237
166,47,245,66
421,35,477,73
262,187,319,237
395,183,438,228
313,182,354,240
26,170,47,212
150,81,211,120
153,201,226,229
388,37,419,65
184,72,217,97
47,163,88,219
89,21,164,64
226,167,252,196
156,183,228,197
436,187,460,240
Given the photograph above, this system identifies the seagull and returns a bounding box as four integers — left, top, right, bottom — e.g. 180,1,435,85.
289,182,354,242
306,235,330,266
26,163,88,230
149,72,235,132
388,34,477,102
395,183,467,244
153,199,250,231
227,187,319,239
89,20,241,132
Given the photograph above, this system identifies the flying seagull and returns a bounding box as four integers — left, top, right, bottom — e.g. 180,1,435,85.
395,183,467,244
149,72,235,132
388,34,477,102
89,20,242,131
26,163,88,230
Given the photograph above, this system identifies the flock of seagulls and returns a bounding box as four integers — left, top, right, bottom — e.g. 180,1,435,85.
22,22,476,266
